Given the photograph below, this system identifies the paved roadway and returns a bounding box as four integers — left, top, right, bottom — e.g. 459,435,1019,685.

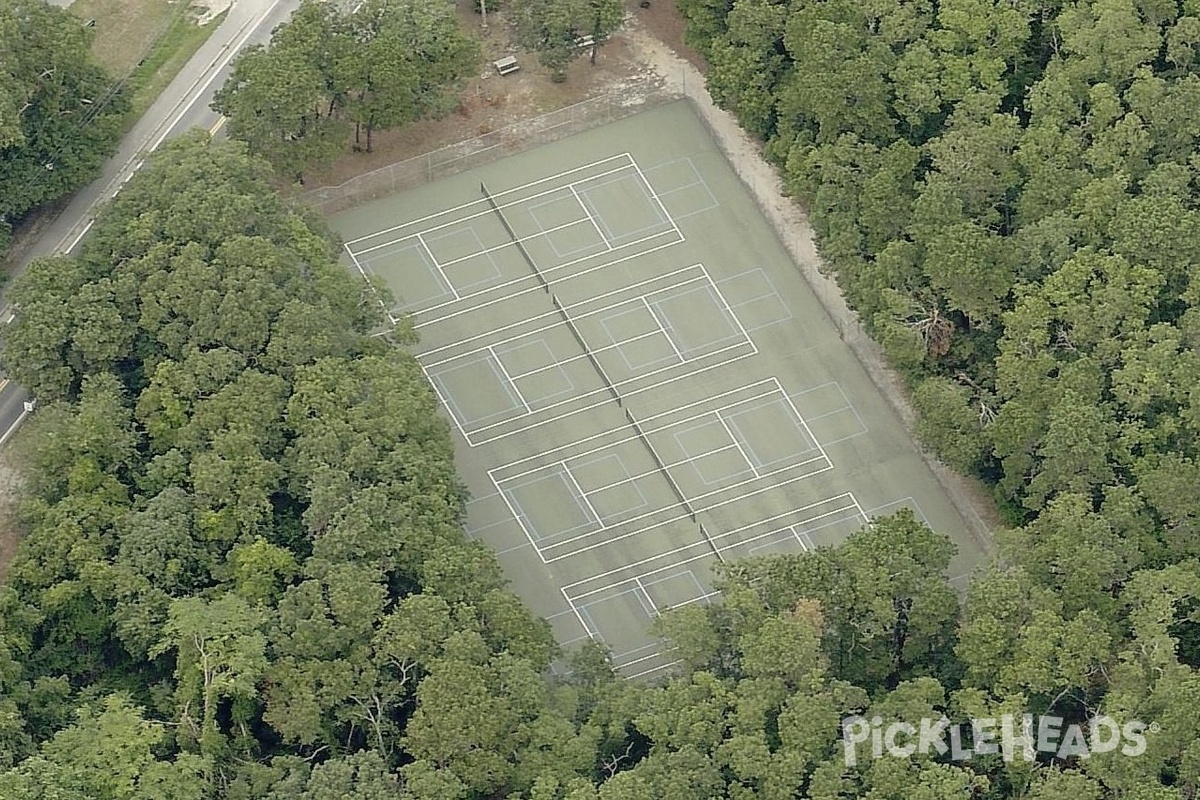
0,0,300,447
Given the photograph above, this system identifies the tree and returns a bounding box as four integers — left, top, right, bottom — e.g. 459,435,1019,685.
704,0,789,139
0,694,210,800
212,40,347,183
215,0,481,170
0,0,129,251
509,0,624,81
150,594,269,755
0,256,134,401
341,0,480,151
291,750,403,799
720,511,960,691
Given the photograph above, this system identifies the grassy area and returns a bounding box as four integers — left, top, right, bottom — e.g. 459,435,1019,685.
69,0,226,124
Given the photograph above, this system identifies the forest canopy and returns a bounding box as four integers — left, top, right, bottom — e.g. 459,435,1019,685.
0,0,1198,795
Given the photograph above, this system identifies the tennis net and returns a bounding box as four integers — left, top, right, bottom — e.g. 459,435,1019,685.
480,181,548,292
553,294,621,405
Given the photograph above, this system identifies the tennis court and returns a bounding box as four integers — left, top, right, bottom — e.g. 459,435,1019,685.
328,100,987,679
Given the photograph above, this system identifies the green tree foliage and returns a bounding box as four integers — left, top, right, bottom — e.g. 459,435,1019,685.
8,2,1200,795
720,510,960,691
0,135,557,794
0,0,128,251
509,0,624,81
213,0,479,179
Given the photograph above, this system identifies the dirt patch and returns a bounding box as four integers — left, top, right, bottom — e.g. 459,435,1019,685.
305,1,686,190
627,0,707,74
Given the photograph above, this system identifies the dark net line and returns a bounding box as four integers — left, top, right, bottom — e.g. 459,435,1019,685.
480,181,722,564
625,408,725,564
552,294,622,406
480,181,549,293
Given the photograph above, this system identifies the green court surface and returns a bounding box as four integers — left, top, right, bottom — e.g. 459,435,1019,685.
327,100,989,680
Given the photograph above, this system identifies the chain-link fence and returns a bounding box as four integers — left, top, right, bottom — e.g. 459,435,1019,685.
297,82,684,216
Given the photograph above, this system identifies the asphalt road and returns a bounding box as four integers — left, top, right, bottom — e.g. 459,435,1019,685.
0,0,299,447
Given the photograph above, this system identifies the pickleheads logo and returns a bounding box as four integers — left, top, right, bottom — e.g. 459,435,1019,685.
841,714,1155,766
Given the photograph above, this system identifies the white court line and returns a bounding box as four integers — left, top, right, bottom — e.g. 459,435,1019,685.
496,539,534,556
441,324,747,432
748,513,865,557
631,157,684,242
701,265,758,347
486,345,530,414
577,440,742,498
791,526,810,551
840,391,871,441
493,403,805,537
350,164,643,262
493,379,779,475
560,493,860,593
465,517,511,539
576,166,674,234
660,175,721,220
422,270,710,364
627,659,682,680
497,478,544,556
358,205,592,272
415,232,458,300
464,341,756,447
585,506,868,676
850,492,870,523
508,329,662,382
633,576,658,616
420,264,707,359
611,640,663,662
562,502,860,599
670,589,721,609
419,360,518,442
749,531,802,557
714,412,759,478
346,154,635,246
617,646,675,671
567,452,652,515
767,379,830,467
562,461,603,527
347,248,400,327
641,298,686,363
412,232,683,327
569,184,613,251
350,162,645,258
534,458,835,563
563,510,821,605
791,381,870,442
563,589,599,641
557,500,863,676
866,496,930,527
719,494,863,546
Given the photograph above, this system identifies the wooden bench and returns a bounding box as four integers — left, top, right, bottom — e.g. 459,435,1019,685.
493,56,520,76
